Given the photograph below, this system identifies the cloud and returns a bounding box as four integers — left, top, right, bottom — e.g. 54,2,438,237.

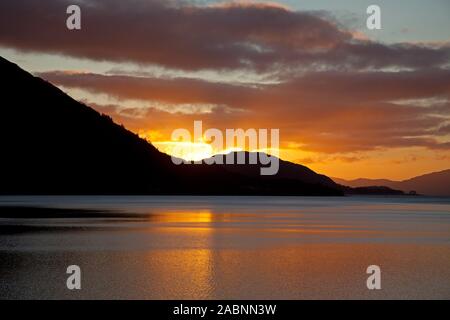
1,0,449,72
38,68,450,153
2,0,449,156
38,68,450,108
296,154,366,165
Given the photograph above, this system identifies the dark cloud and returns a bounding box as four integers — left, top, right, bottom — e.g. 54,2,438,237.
2,0,449,155
1,0,449,71
38,68,450,108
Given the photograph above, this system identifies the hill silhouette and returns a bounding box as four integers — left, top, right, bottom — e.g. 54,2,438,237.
0,56,344,195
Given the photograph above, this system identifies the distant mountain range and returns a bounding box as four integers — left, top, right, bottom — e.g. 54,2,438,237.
333,169,450,196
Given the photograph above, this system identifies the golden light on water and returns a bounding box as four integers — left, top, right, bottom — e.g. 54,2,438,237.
149,210,214,224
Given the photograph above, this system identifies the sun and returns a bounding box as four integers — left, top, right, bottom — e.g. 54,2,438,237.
153,141,214,162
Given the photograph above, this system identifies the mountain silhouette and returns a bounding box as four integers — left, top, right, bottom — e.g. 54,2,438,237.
334,169,450,196
0,56,345,195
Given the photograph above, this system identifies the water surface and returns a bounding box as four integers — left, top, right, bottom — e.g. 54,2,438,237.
0,196,449,299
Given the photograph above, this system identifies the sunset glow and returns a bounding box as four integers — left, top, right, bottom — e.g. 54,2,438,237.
1,0,449,180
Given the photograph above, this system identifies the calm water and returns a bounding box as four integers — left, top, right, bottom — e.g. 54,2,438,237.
0,196,449,299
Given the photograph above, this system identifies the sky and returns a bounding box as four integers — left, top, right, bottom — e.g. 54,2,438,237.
0,0,449,180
